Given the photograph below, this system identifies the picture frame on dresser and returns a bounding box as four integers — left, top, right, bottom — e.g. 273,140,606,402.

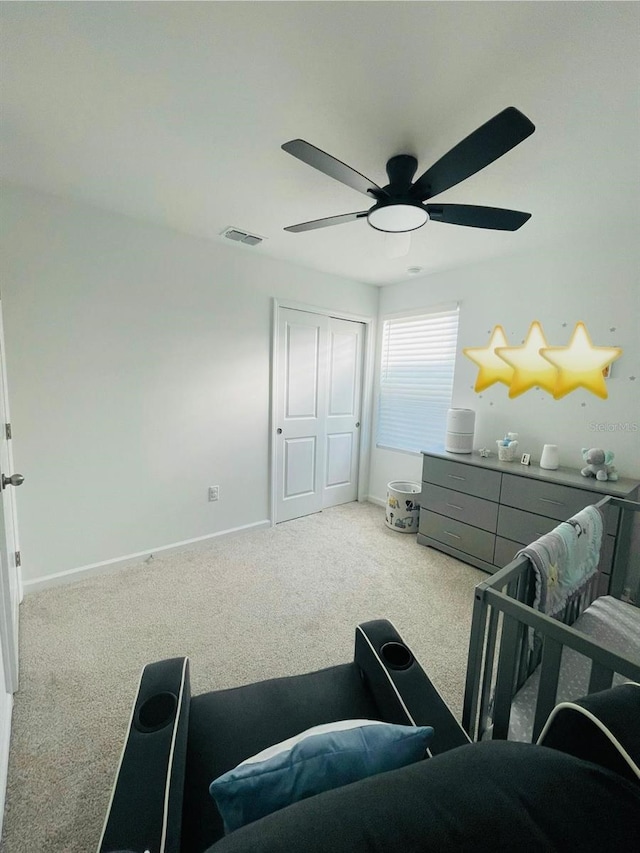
417,449,640,592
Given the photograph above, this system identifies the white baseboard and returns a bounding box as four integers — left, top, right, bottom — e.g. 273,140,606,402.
367,495,386,508
0,689,13,841
23,520,271,594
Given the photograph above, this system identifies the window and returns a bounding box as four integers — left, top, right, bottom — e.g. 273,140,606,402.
377,305,460,453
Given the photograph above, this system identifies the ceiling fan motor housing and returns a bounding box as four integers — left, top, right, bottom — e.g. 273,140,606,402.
367,199,429,233
385,154,419,192
366,154,430,233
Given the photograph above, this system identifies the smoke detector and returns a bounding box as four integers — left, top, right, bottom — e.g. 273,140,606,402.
221,227,265,247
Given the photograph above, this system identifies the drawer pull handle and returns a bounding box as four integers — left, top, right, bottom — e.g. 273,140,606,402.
446,503,464,511
443,531,461,540
447,474,466,481
539,498,564,506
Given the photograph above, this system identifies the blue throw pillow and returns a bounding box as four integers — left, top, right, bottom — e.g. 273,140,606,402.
209,719,434,833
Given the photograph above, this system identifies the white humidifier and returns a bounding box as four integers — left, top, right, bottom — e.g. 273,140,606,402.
445,408,476,454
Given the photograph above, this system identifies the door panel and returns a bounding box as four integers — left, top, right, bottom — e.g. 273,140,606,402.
326,433,353,487
328,332,358,415
285,323,319,418
284,437,317,497
323,318,364,509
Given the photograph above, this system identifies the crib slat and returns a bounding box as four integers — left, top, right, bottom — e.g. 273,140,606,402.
478,606,500,738
588,661,614,695
492,613,520,739
610,505,634,600
462,588,489,737
532,637,562,742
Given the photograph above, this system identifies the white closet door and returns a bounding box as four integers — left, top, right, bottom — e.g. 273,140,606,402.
275,309,364,523
275,309,328,523
322,317,364,509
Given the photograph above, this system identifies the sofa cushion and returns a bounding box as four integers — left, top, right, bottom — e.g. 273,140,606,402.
181,662,382,853
206,740,640,852
210,719,434,833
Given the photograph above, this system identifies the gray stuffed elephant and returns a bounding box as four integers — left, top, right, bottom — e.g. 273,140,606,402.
581,447,618,482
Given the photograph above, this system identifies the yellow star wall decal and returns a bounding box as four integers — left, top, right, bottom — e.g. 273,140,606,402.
462,325,514,392
540,322,622,399
495,321,558,398
463,321,622,399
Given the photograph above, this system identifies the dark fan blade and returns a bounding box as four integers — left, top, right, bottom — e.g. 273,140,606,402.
426,204,531,231
410,107,535,201
282,139,382,198
284,211,369,233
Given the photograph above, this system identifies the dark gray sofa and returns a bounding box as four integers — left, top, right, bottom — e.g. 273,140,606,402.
98,621,640,853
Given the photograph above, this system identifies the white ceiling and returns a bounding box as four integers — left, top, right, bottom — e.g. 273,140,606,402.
1,2,638,285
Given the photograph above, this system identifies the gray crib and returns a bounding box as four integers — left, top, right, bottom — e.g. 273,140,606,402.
462,495,640,743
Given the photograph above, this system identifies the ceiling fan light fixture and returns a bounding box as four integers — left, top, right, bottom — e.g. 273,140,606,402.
367,202,429,233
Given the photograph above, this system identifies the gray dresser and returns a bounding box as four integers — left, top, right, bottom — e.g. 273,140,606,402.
417,448,640,581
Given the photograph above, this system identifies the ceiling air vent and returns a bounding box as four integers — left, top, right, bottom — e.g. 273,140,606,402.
221,227,265,247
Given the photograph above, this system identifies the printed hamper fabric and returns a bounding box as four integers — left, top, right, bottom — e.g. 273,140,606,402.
508,596,640,742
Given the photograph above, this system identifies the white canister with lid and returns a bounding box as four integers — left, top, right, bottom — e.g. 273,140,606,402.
540,444,559,470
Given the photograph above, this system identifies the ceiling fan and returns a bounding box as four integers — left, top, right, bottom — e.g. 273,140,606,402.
282,107,535,236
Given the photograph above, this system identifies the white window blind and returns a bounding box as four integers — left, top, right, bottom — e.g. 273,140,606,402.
377,306,460,453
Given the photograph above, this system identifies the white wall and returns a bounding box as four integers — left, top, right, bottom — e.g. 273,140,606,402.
369,223,640,501
0,185,378,585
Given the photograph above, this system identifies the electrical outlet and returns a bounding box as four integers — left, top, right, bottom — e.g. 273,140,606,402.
208,486,219,502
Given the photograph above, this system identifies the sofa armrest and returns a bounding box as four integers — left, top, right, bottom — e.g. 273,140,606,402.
354,620,469,755
98,657,191,853
537,681,640,782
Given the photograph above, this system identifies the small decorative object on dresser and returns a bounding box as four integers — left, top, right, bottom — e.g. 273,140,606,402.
445,408,476,454
539,443,559,470
581,448,618,482
496,433,519,462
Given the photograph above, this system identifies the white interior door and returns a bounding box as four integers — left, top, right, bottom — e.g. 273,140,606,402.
275,309,327,523
0,300,21,693
323,317,364,508
275,307,364,523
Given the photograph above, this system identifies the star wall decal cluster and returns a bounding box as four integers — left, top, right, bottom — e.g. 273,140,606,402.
463,322,622,399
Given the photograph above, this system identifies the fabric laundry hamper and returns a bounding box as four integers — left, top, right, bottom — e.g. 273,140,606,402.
385,481,421,533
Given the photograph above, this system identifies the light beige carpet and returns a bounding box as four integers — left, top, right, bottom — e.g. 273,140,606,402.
1,501,483,852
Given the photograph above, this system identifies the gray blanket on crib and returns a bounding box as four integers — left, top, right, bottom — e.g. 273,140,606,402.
516,505,603,648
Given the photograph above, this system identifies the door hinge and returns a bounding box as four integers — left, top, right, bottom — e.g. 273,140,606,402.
5,423,11,440
15,551,21,567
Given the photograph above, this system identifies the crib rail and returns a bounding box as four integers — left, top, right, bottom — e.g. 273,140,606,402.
462,495,640,742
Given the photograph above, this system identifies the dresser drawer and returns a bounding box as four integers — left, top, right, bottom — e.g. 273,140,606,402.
500,474,617,533
495,518,615,573
419,511,495,563
494,536,522,568
422,456,501,502
421,483,498,533
497,505,556,545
